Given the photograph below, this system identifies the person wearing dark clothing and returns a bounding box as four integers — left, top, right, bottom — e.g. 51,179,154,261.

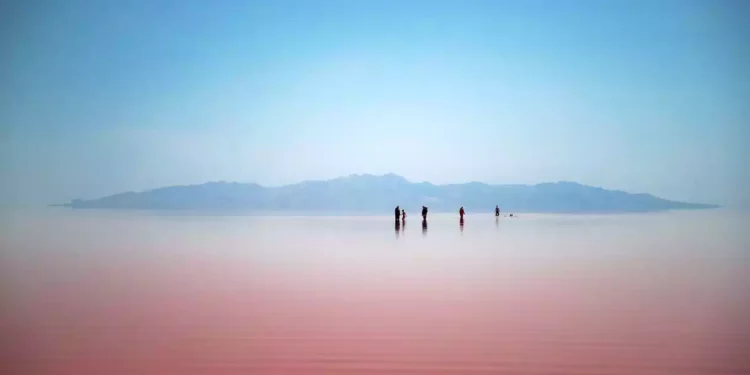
421,206,428,220
394,206,400,222
401,209,406,221
495,205,500,217
459,206,465,219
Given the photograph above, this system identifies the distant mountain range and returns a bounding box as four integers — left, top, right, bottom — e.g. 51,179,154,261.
56,174,717,213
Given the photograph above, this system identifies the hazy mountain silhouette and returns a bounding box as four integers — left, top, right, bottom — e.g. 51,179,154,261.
58,173,718,213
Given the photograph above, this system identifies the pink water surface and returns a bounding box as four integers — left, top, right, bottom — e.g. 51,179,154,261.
2,210,748,374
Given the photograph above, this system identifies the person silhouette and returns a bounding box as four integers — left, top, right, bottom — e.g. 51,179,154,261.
421,206,428,221
401,209,406,222
394,206,400,223
495,205,500,217
459,206,465,220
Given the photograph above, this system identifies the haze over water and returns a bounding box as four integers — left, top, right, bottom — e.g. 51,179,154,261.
1,209,748,374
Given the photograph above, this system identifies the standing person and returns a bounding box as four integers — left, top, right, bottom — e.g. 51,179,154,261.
495,205,500,217
401,209,406,221
421,206,428,221
459,206,465,219
394,206,400,223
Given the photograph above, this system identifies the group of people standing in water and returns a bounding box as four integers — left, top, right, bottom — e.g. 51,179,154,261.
394,205,504,224
394,205,510,237
393,206,429,224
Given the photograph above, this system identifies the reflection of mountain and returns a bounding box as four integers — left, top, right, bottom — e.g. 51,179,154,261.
59,173,718,213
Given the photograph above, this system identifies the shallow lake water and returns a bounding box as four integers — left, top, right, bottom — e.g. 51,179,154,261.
1,209,749,374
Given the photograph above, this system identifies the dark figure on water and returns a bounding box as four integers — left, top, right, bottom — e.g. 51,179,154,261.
459,206,465,220
394,206,400,223
421,218,428,236
495,205,500,217
421,206,428,221
401,209,406,222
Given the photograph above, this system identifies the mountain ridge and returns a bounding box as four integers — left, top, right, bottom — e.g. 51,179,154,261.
57,174,718,213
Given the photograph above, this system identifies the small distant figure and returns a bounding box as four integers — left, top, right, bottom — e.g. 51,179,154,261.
421,206,428,221
495,205,500,217
509,213,514,218
401,209,406,221
394,206,400,223
459,206,465,219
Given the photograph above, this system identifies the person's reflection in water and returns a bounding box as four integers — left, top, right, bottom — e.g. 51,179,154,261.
395,220,401,239
460,217,465,234
495,215,499,228
421,218,428,237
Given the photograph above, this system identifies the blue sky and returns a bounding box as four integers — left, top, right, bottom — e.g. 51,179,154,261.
1,0,748,206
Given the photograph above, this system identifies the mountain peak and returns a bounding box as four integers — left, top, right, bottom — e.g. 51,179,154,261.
382,173,409,182
335,173,409,183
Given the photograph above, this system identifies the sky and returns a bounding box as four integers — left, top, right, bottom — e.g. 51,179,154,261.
1,0,748,206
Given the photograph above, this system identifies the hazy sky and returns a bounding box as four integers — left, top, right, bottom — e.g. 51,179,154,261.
1,0,748,206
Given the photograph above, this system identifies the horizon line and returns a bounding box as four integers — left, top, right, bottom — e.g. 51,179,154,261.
57,173,720,207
